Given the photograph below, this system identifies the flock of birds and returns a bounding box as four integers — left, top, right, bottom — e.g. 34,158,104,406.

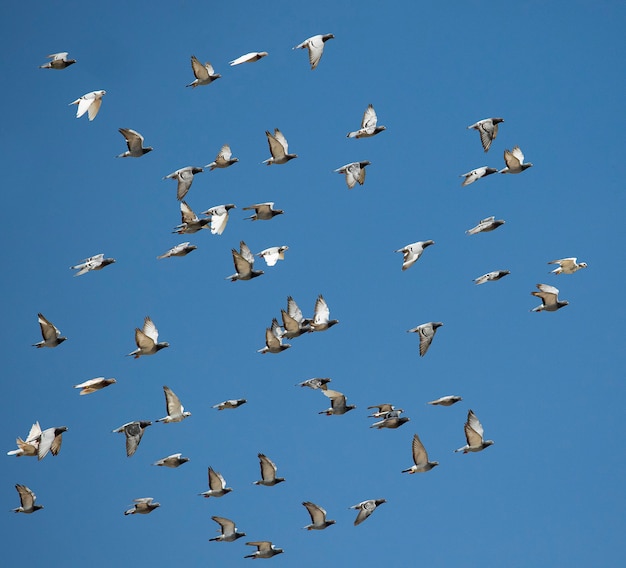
10,37,589,559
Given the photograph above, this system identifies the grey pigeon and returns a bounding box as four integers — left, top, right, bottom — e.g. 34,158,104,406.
229,52,268,66
466,217,505,235
127,316,169,358
33,313,67,348
427,395,462,407
152,453,189,468
157,242,197,259
370,414,410,429
473,270,510,285
13,484,43,514
173,201,210,234
205,144,239,170
367,403,401,418
213,399,247,410
124,497,160,515
156,385,191,423
69,90,106,120
258,319,291,354
210,516,246,542
293,33,334,69
407,322,443,356
226,241,264,281
116,128,153,158
262,129,297,165
296,377,331,389
395,240,435,271
310,294,339,332
281,296,312,338
500,146,533,174
350,499,386,526
244,541,284,559
531,283,569,312
163,166,203,201
254,453,285,486
199,467,233,498
467,118,504,152
7,422,41,457
302,501,335,530
186,55,221,88
256,246,289,267
334,161,370,189
112,420,152,457
319,388,355,416
402,433,439,473
455,410,494,453
460,166,498,186
37,426,68,460
40,52,75,69
202,204,236,235
347,104,386,138
243,202,284,221
548,257,587,275
70,253,115,276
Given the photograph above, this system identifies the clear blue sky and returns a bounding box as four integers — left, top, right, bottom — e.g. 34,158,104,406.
2,1,625,566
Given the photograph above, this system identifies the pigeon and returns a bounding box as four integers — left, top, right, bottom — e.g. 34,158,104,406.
229,52,268,66
281,295,312,338
402,433,439,473
466,217,505,235
199,467,233,498
407,322,443,357
12,485,43,514
33,313,67,348
395,240,435,271
467,118,504,152
370,414,410,429
347,104,386,138
455,410,494,453
173,201,210,235
531,283,569,312
460,166,498,186
69,90,106,121
157,242,197,259
152,453,189,468
127,316,169,358
350,499,386,526
116,128,153,158
257,246,289,267
244,542,284,559
427,395,462,407
70,253,116,276
202,204,236,235
262,129,298,165
334,161,370,189
37,426,68,460
124,498,160,515
163,166,203,201
205,144,239,170
302,501,335,530
243,202,284,221
226,241,264,281
319,388,355,415
186,55,221,87
473,270,510,285
500,146,533,174
548,257,588,275
39,52,75,69
293,33,334,70
367,404,401,418
258,319,291,354
254,453,285,486
112,421,152,457
212,399,247,411
7,422,41,457
210,516,246,542
156,386,191,423
296,377,331,390
310,294,339,332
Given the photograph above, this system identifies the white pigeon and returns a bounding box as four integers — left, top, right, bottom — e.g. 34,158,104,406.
69,90,106,121
37,426,68,460
310,294,339,332
548,257,588,275
205,144,239,170
467,118,504,152
13,485,43,514
244,542,284,559
124,497,160,515
212,399,247,411
70,253,115,276
210,516,246,542
163,166,203,201
173,201,210,235
293,33,334,69
262,129,297,165
473,270,510,285
243,202,284,221
127,316,169,358
254,453,285,486
407,322,443,357
40,52,76,69
112,420,152,457
465,217,505,235
334,161,370,189
302,501,335,530
256,246,289,267
531,283,569,312
229,52,268,66
73,377,116,395
347,104,386,138
186,55,221,87
395,240,435,271
157,242,197,259
226,241,264,281
258,319,291,354
460,166,498,186
33,313,67,348
402,433,439,473
156,386,191,423
199,467,233,498
500,145,533,174
202,204,236,235
427,395,462,407
7,422,41,457
152,453,189,468
116,128,153,158
455,410,494,453
319,388,355,415
350,499,386,526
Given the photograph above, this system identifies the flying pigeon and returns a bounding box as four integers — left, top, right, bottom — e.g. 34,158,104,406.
124,498,160,515
310,294,339,332
163,166,203,201
116,128,153,158
202,204,236,235
455,410,494,453
172,201,210,235
465,217,505,235
210,516,246,542
407,322,443,357
186,55,221,88
548,258,588,275
70,253,116,276
473,270,510,285
69,90,106,121
157,242,197,259
293,33,334,70
281,295,312,338
467,118,504,152
531,283,569,312
152,453,189,468
156,386,191,423
7,422,41,457
39,52,75,69
243,202,284,221
212,399,247,411
127,316,169,358
37,426,68,460
296,377,331,390
199,467,233,498
229,52,268,66
258,319,291,354
12,484,43,514
347,104,386,138
460,166,498,186
33,313,67,348
427,395,462,407
262,129,298,165
302,501,335,530
319,388,355,416
244,541,284,559
205,144,239,170
226,241,264,281
500,146,533,174
367,404,401,418
112,420,152,457
254,453,285,486
350,499,386,526
402,433,439,473
395,240,435,271
334,161,370,189
370,413,410,429
256,246,289,267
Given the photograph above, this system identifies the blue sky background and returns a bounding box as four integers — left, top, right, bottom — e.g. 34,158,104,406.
2,1,625,566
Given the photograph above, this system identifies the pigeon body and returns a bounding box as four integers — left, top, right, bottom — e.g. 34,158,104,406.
112,421,152,457
347,104,386,138
370,414,410,429
156,386,191,423
257,246,288,267
70,253,115,276
13,485,43,513
455,410,494,453
37,426,68,460
335,161,370,189
427,395,462,407
164,166,203,201
258,319,291,354
460,166,498,186
33,313,67,348
202,204,236,235
116,128,153,158
244,541,284,559
467,118,504,152
210,516,246,542
531,283,569,312
69,90,106,120
205,144,239,170
466,217,505,235
200,467,233,498
157,242,197,259
152,453,189,468
473,270,510,285
124,497,160,515
254,453,285,486
296,377,331,389
302,501,335,530
350,499,386,526
407,322,443,356
395,240,435,271
127,316,169,358
213,399,247,410
262,129,297,165
310,294,338,332
229,52,268,66
319,388,355,415
500,146,533,174
367,404,401,418
402,433,439,473
227,241,264,281
243,202,284,221
40,52,75,69
187,55,221,87
293,33,334,69
548,257,588,275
